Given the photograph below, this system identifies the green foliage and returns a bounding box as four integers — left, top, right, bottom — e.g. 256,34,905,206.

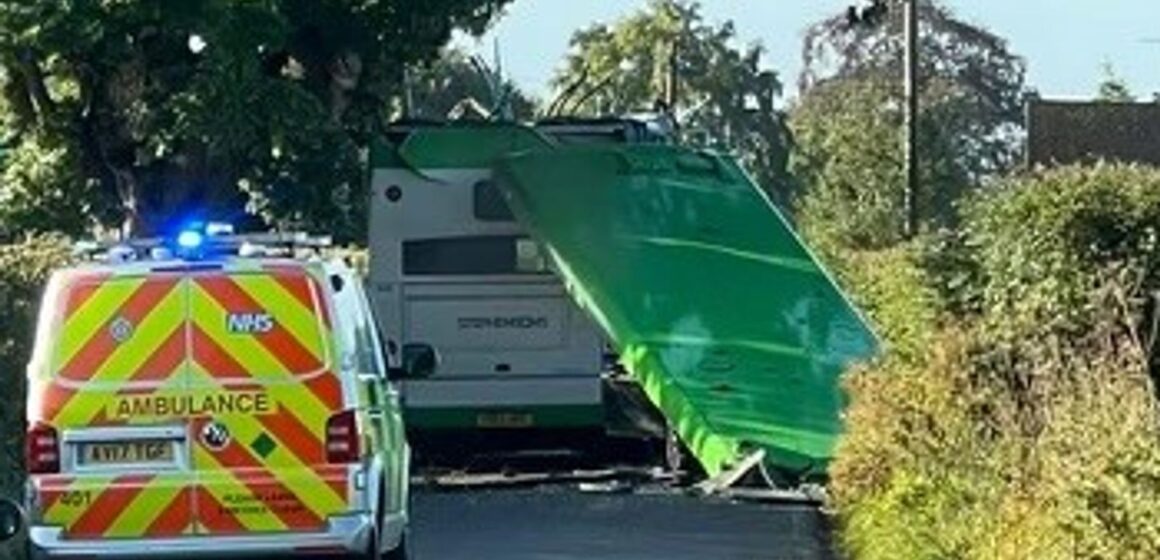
965,163,1160,338
833,332,1006,560
801,0,1026,179
831,164,1160,560
913,227,982,319
550,0,794,205
826,245,939,362
0,128,109,239
790,78,905,249
834,321,1160,560
792,0,1026,249
403,48,537,121
0,0,511,240
1096,63,1135,102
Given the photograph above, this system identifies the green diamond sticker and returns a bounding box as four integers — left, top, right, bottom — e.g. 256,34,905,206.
251,433,277,459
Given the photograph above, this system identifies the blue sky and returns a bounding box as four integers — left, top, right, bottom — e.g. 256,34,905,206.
455,1,1160,102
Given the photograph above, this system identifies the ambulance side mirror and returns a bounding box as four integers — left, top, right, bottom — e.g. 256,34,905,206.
0,499,24,544
389,343,438,380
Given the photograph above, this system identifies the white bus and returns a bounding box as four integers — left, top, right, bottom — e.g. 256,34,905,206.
366,123,607,436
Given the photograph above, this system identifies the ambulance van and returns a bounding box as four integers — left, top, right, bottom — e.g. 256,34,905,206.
21,229,422,559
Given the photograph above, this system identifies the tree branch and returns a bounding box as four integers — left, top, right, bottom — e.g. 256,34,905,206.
15,49,56,120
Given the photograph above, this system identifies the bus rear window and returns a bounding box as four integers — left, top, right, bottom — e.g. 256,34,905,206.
473,180,516,222
403,236,549,276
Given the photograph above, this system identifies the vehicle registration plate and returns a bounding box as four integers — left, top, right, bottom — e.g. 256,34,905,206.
476,412,534,429
80,440,174,465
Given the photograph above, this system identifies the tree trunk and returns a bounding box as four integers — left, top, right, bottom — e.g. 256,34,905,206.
328,51,363,123
114,168,142,238
15,50,56,120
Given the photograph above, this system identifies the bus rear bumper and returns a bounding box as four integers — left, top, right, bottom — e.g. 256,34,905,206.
403,376,604,430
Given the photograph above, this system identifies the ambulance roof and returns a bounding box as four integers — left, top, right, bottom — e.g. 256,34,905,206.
60,256,328,278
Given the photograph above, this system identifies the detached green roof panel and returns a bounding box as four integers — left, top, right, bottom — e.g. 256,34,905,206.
373,123,551,170
494,145,878,479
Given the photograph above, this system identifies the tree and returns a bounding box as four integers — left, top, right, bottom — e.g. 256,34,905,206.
0,0,511,241
792,0,1026,249
1096,62,1134,102
549,0,794,206
401,48,537,121
791,78,905,249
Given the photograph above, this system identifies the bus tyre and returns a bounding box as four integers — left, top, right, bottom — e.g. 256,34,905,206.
665,428,704,484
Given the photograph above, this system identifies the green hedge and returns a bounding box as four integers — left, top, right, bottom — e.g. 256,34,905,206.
965,163,1160,339
823,244,940,363
829,164,1160,560
835,323,1160,560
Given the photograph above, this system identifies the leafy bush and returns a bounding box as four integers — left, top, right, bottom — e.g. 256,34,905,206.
831,163,1160,559
822,244,940,363
835,317,1160,560
965,163,1160,339
791,78,908,250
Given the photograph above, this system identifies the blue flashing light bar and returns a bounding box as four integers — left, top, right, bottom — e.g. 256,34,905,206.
176,229,204,250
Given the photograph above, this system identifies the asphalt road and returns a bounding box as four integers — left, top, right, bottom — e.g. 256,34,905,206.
411,486,836,560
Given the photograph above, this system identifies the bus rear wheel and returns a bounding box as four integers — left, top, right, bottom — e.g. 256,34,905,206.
665,427,704,484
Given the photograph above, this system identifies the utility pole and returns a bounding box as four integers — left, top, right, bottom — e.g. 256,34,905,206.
666,41,678,109
849,0,920,238
402,67,415,118
664,18,683,112
663,7,690,115
903,0,919,238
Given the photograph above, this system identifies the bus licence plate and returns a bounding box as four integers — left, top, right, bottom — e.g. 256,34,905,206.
476,413,534,429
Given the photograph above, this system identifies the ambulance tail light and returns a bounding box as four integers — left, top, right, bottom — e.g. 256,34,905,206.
326,410,361,464
26,423,60,474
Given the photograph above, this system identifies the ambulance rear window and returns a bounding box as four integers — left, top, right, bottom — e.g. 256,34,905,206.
189,271,331,381
50,274,187,384
46,269,332,385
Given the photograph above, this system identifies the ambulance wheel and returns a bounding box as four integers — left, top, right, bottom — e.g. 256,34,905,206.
379,478,411,560
27,541,48,560
359,486,386,560
386,479,413,560
385,533,411,560
362,524,383,560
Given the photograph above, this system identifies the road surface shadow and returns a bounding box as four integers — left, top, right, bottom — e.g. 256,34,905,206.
412,486,836,560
